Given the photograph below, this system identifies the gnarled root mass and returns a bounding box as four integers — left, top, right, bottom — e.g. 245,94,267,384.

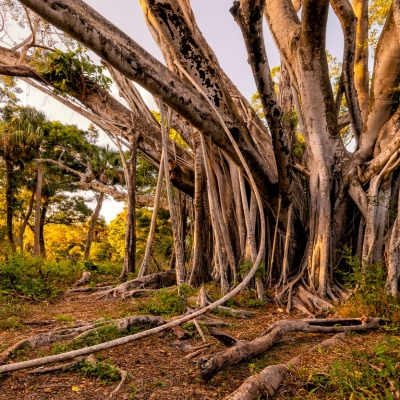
224,332,347,400
198,317,381,380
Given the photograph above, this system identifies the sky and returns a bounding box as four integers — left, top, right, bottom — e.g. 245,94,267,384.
14,0,344,222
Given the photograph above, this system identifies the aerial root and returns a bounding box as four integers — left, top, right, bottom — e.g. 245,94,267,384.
296,285,333,313
223,332,347,400
198,317,381,381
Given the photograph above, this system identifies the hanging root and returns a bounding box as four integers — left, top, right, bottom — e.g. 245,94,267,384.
198,317,381,381
223,332,347,400
94,270,176,299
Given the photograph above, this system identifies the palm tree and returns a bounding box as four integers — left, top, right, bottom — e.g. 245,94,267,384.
0,106,45,252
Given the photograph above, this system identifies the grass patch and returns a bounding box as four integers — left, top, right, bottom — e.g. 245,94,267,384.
0,296,28,330
300,336,400,400
136,288,185,317
71,359,121,384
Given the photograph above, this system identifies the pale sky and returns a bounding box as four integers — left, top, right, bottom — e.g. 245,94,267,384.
15,0,344,222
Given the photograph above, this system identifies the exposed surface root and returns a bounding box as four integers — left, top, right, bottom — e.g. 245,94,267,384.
95,270,176,298
0,315,166,365
198,317,381,380
74,271,91,287
224,332,347,399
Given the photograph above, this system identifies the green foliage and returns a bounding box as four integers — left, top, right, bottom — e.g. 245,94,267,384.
0,254,81,300
83,259,98,272
304,337,400,400
292,140,306,157
72,360,121,384
53,325,122,354
282,109,298,129
0,297,27,330
151,111,190,149
32,48,112,97
138,288,185,316
239,260,267,280
339,249,400,324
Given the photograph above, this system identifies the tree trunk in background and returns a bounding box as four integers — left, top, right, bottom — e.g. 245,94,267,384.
120,134,138,281
18,188,36,251
33,161,43,257
84,192,105,260
4,159,16,253
39,199,48,259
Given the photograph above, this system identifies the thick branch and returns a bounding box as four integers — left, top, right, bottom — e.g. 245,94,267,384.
17,0,278,194
330,0,363,144
198,317,381,380
231,0,293,206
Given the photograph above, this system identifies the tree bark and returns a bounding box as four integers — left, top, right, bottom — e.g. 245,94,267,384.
84,192,105,260
33,160,43,257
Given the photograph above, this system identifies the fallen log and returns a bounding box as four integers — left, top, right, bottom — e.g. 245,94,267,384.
198,317,381,380
224,332,347,399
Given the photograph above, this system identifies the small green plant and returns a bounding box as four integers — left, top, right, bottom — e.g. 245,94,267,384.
83,260,98,272
152,379,166,388
247,299,265,309
32,48,112,98
56,315,75,323
138,288,185,317
292,140,307,157
72,360,120,384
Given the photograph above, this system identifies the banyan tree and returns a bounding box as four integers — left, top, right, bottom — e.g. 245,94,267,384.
0,0,399,312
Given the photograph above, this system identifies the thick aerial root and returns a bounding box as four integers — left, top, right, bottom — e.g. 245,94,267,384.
197,317,381,381
0,315,166,365
95,270,176,298
296,285,333,313
224,332,346,400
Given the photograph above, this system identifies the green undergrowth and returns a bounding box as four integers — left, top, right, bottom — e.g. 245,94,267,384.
0,254,81,300
136,288,186,317
52,325,132,355
0,297,28,330
298,336,400,400
338,251,400,331
70,358,121,385
0,255,125,302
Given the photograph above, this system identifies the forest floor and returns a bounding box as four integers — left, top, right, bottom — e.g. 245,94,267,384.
0,282,399,400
